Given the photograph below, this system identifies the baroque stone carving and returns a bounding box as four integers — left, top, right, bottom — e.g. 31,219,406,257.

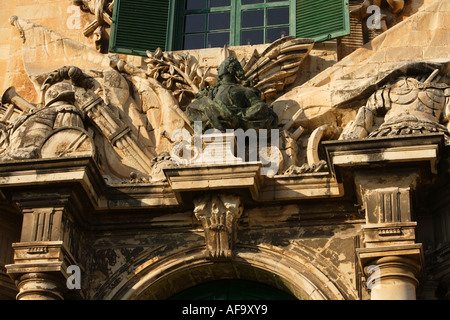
240,37,314,103
193,193,243,260
145,48,216,108
340,68,450,143
0,65,156,180
0,81,88,161
73,0,114,52
2,18,318,180
284,160,328,175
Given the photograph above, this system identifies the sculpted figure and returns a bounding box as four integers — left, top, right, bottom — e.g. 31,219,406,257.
340,69,450,142
185,57,278,132
0,81,86,160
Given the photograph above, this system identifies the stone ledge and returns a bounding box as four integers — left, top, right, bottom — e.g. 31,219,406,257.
361,222,418,248
323,134,445,178
356,243,424,275
164,162,264,205
5,241,79,280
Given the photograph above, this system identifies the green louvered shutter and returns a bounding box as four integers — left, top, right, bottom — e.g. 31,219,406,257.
109,0,170,56
296,0,350,42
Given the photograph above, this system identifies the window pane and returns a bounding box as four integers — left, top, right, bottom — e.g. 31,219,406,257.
241,29,264,45
208,12,230,31
267,0,286,2
267,7,289,26
266,26,289,43
242,0,264,4
242,10,264,28
210,0,231,7
185,0,207,10
184,34,205,49
184,14,206,33
208,32,230,48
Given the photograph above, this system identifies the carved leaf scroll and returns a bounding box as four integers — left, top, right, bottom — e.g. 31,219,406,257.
145,48,216,109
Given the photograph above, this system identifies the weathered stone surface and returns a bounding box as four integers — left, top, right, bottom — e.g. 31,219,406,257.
0,0,449,302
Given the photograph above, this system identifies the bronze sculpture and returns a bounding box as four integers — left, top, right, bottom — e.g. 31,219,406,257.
185,57,278,132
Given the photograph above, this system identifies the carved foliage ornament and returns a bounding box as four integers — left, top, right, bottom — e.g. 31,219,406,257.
193,193,243,260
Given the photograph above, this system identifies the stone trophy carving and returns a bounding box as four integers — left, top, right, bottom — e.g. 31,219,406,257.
193,193,243,260
1,16,315,181
0,80,89,161
0,65,156,180
340,68,450,143
144,48,216,109
72,0,113,52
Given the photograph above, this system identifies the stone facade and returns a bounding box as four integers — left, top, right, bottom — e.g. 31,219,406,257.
0,0,449,300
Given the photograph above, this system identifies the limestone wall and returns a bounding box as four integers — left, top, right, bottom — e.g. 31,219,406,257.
0,0,436,105
0,0,93,102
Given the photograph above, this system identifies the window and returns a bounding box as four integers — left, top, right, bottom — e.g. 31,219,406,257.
182,0,233,50
180,0,292,49
109,0,350,56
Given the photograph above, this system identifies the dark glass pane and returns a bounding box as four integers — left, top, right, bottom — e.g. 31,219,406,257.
208,12,230,31
267,0,286,2
184,14,206,33
207,32,230,48
241,10,264,28
241,29,264,45
210,0,231,7
185,0,207,10
266,26,289,43
242,0,264,4
267,7,289,26
184,34,205,49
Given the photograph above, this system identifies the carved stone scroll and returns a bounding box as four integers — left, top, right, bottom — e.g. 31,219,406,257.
193,193,243,260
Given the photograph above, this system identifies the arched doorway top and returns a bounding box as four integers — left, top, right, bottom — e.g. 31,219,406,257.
168,279,298,300
98,244,346,300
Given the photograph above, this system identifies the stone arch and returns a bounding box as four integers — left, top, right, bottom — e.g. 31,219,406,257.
98,244,347,300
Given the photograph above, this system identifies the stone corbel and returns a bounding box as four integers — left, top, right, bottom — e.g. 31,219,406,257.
193,193,243,260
